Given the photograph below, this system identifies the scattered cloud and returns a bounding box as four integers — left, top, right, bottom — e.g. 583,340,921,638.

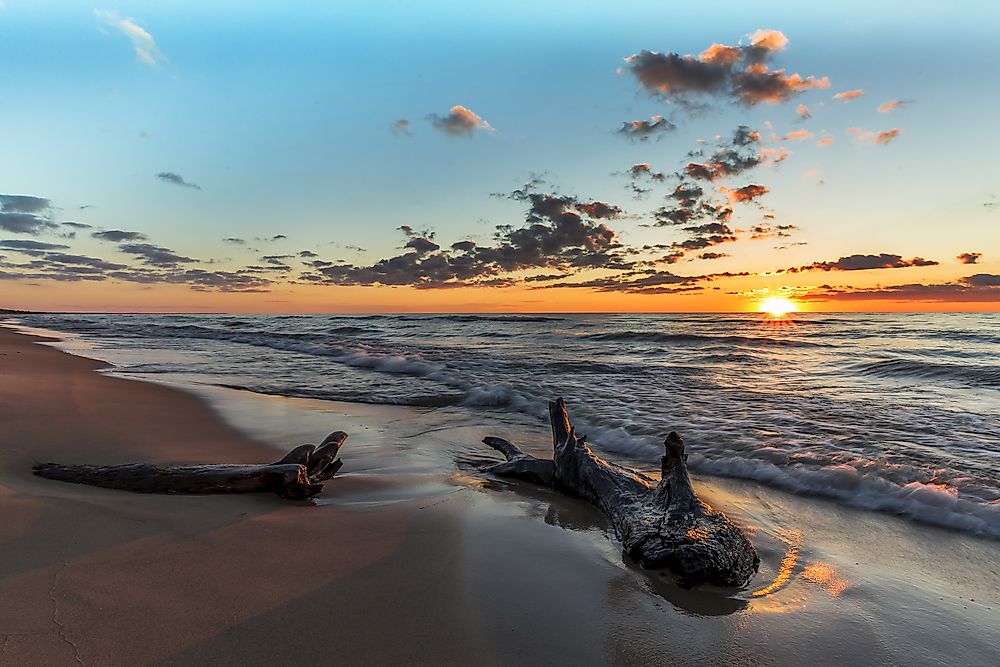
92,229,148,242
625,29,829,108
390,118,412,137
957,252,982,264
118,242,196,266
784,129,812,140
156,172,201,189
796,103,812,119
223,237,246,245
833,89,864,101
783,253,938,273
616,115,675,141
0,240,69,252
96,10,164,66
801,275,1000,303
429,106,493,137
816,135,833,147
848,127,902,145
878,100,906,113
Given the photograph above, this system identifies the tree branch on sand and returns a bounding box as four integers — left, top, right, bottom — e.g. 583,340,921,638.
33,431,348,500
483,399,759,588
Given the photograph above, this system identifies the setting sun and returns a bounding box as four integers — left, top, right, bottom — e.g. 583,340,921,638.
759,297,798,317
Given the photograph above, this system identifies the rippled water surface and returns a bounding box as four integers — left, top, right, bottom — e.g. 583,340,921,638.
13,312,1000,538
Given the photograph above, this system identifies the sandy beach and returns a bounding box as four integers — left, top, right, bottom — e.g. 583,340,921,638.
1,325,998,666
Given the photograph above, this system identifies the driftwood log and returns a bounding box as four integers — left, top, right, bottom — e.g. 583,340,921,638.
484,399,759,588
33,431,348,500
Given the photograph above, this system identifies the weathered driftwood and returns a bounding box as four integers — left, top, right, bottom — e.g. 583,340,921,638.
33,431,348,500
484,399,759,588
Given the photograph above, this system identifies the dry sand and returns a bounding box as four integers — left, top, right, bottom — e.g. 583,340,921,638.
1,326,998,665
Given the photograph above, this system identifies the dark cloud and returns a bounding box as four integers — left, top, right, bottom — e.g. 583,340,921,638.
0,212,56,235
698,252,729,260
802,276,1000,303
0,239,69,251
616,116,675,141
429,106,493,137
963,273,1000,287
92,229,149,242
0,195,51,214
784,253,938,273
390,118,412,137
156,172,202,189
625,30,829,108
957,252,982,265
223,237,246,245
45,253,128,271
298,250,319,258
62,222,92,229
118,242,196,266
405,237,441,254
301,184,631,289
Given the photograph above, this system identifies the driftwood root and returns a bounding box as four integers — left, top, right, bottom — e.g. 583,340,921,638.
33,431,349,500
484,399,759,588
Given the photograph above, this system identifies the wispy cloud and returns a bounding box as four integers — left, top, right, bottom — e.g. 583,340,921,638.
878,100,907,113
833,89,864,101
156,172,201,189
96,10,164,66
848,127,902,145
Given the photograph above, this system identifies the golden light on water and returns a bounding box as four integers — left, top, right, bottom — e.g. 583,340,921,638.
758,296,798,318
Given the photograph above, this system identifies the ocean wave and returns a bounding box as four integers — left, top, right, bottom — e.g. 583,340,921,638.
688,452,1000,539
582,330,822,348
852,358,1000,388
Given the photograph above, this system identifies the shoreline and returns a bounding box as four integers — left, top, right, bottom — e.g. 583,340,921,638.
1,327,998,665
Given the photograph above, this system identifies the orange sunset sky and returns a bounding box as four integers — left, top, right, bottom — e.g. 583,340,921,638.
1,2,997,313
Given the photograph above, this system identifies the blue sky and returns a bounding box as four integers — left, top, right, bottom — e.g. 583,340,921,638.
1,1,998,311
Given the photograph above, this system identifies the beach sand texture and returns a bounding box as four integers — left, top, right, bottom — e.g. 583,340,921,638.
1,327,998,666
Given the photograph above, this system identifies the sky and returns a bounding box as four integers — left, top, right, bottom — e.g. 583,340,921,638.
0,0,998,313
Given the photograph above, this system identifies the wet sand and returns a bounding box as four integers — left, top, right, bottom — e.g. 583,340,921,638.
1,326,998,665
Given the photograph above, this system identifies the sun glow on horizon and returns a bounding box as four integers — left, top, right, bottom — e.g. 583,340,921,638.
759,297,798,318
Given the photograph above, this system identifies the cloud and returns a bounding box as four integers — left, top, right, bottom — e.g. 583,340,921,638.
625,29,829,108
626,163,666,181
796,103,812,119
833,89,864,101
616,115,675,141
0,195,51,213
957,252,982,265
429,106,493,137
62,221,93,229
963,273,1000,287
299,183,632,289
390,118,412,137
848,127,902,145
92,229,149,242
784,253,938,273
118,242,196,266
878,100,906,113
801,276,1000,303
156,172,201,189
816,135,833,147
96,10,164,66
726,184,769,202
0,240,69,251
0,212,55,235
784,129,812,140
223,237,246,245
